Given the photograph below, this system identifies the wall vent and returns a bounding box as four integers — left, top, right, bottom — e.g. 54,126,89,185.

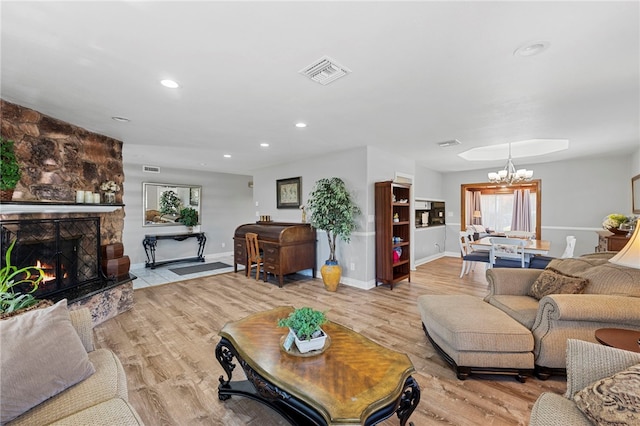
437,139,461,148
143,165,160,173
299,56,351,85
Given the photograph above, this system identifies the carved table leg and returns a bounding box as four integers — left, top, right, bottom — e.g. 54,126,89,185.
396,376,420,426
215,338,237,401
143,238,158,268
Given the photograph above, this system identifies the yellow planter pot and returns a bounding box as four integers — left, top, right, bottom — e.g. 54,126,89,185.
321,262,342,292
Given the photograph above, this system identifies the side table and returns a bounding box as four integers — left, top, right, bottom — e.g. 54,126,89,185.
595,328,640,353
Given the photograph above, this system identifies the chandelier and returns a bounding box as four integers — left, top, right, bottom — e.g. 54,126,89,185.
487,143,533,184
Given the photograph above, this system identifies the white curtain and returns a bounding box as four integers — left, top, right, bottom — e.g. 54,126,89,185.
465,190,483,226
511,189,531,232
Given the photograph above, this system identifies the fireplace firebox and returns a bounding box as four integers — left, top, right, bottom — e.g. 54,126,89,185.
1,217,120,302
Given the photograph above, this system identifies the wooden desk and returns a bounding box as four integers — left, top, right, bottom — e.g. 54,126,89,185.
216,307,420,425
234,222,316,287
471,237,550,255
142,232,206,269
595,328,640,353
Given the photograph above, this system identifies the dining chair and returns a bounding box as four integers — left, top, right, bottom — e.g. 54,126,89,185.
504,230,535,239
245,232,264,280
529,235,576,269
489,237,529,268
458,231,491,277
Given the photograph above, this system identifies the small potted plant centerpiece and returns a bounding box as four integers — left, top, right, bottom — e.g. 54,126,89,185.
178,207,199,232
1,240,46,316
278,307,327,353
0,136,22,201
306,177,361,291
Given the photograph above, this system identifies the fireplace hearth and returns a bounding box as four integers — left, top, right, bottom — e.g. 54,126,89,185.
1,217,124,303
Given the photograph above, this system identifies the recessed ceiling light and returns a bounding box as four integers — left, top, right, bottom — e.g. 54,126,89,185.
160,79,180,88
260,143,270,147
223,154,231,158
111,116,130,123
514,41,550,57
295,122,307,128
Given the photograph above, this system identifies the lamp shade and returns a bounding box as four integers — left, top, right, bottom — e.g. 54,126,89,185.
473,210,482,218
609,219,640,269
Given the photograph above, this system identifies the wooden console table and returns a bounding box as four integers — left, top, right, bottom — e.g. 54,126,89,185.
596,230,630,252
216,307,420,425
142,232,206,269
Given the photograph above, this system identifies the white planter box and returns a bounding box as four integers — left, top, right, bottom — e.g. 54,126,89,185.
293,329,327,353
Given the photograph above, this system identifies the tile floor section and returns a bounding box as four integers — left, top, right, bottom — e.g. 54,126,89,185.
131,255,237,289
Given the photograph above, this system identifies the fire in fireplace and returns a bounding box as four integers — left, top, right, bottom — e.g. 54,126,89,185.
0,217,115,302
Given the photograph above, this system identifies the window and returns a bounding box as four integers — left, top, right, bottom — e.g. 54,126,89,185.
460,180,541,239
480,192,537,233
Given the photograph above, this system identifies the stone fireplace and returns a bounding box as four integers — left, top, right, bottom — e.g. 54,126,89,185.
1,100,132,325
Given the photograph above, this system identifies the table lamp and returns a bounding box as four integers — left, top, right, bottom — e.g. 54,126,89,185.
609,219,640,269
473,210,482,225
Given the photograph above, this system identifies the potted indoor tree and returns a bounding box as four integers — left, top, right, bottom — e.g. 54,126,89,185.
306,177,361,291
277,306,327,353
178,207,199,232
159,190,181,216
1,240,46,315
0,136,21,201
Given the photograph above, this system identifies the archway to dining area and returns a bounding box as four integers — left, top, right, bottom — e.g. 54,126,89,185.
460,180,542,240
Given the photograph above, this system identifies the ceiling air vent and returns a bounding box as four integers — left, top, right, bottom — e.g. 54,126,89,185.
437,139,461,148
142,165,160,173
299,56,351,85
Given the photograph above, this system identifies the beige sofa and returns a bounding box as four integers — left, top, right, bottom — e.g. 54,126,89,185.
485,252,640,378
530,339,640,425
3,305,144,425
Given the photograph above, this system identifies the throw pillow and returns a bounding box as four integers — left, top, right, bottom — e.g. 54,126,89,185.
574,363,640,425
528,267,589,300
0,299,95,423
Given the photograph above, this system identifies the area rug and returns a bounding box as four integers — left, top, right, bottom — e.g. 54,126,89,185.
169,262,232,276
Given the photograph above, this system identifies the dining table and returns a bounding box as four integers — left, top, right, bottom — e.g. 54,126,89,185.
471,236,551,256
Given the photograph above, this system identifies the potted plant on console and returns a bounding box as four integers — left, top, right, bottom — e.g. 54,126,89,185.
306,177,360,292
178,207,199,233
0,136,21,201
278,307,327,353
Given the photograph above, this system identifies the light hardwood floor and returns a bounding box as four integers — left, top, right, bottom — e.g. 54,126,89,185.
94,257,565,425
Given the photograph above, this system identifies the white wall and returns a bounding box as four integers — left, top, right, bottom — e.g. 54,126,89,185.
119,145,639,284
252,146,372,287
440,153,637,257
122,163,254,266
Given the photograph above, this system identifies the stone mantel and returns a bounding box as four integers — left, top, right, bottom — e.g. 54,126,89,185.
0,201,124,215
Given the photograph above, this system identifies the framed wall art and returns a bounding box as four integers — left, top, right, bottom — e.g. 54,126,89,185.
276,177,302,209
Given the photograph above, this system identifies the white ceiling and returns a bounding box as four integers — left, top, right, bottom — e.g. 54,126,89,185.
2,1,638,175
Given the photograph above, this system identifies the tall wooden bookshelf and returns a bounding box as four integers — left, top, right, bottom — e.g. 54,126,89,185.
375,181,411,289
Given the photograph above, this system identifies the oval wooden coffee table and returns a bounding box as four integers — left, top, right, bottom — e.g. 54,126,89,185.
216,306,420,425
595,328,640,353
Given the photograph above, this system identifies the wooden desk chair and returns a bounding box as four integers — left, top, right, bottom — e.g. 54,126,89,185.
489,237,528,268
245,232,264,280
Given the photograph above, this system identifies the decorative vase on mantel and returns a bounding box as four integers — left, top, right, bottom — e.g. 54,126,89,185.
103,191,116,204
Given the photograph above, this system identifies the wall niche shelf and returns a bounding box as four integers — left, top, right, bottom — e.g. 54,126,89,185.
0,201,124,215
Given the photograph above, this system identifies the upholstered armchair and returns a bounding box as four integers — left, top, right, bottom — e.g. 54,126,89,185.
530,339,640,425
